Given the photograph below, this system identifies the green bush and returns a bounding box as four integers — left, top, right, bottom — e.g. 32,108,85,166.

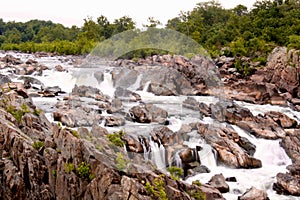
107,130,125,147
52,170,57,179
167,166,183,181
77,162,95,181
64,162,75,174
6,104,31,123
145,175,168,200
189,180,206,200
32,141,45,150
115,152,128,171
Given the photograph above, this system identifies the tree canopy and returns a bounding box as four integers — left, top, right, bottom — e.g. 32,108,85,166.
0,0,300,59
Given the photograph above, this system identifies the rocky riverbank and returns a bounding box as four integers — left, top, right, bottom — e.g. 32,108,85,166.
0,48,300,199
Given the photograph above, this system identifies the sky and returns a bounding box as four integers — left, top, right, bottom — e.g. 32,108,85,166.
0,0,256,27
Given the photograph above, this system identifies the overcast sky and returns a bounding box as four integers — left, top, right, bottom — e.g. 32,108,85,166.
1,0,256,27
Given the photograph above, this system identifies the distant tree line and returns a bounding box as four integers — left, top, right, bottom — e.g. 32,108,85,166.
0,0,300,61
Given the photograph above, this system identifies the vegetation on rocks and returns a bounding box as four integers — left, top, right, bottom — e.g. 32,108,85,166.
32,140,45,150
145,175,168,200
6,103,30,123
107,130,126,147
167,166,184,181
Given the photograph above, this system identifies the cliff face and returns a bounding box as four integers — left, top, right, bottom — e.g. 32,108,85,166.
0,83,223,200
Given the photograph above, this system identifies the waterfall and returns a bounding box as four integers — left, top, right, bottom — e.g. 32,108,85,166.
99,72,115,98
143,81,151,92
198,144,217,169
174,151,182,168
140,138,149,161
128,74,143,91
149,138,166,170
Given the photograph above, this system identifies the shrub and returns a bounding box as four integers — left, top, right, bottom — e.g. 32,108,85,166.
145,175,168,200
116,152,127,171
107,130,125,147
32,141,44,150
6,104,31,123
77,162,95,181
64,162,75,174
167,166,183,181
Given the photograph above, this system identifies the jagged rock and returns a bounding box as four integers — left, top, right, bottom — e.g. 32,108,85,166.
238,187,269,200
265,111,297,128
94,71,104,83
280,129,300,163
104,116,125,127
110,98,123,113
273,166,300,196
197,123,261,168
123,135,144,153
72,85,109,101
151,126,178,145
208,174,229,193
129,104,168,124
114,87,141,101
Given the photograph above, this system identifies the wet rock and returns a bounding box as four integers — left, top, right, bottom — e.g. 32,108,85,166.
114,87,141,101
94,71,104,83
55,65,65,72
225,177,237,182
179,148,196,164
44,86,63,96
104,116,125,127
129,104,168,124
197,123,261,169
208,174,229,193
238,187,269,200
182,97,200,111
72,85,109,101
123,135,143,153
110,98,123,113
25,59,38,65
273,166,300,196
151,126,177,145
0,54,23,65
265,111,297,128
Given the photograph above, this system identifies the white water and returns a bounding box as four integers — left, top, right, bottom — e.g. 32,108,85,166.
99,72,115,98
149,138,166,171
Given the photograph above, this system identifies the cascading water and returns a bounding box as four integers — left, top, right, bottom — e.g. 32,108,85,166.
99,71,115,98
174,151,183,168
149,137,166,170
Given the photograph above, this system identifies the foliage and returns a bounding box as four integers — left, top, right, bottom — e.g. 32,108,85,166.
145,175,168,200
52,170,57,179
33,108,42,116
64,162,75,174
77,162,95,181
1,0,300,60
32,141,45,150
167,166,183,181
115,152,128,171
107,130,125,147
189,180,206,200
6,103,31,123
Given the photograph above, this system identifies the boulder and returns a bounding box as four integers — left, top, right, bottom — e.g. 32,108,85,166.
208,174,229,193
238,187,269,200
273,166,300,196
129,104,168,124
197,123,261,169
151,126,177,145
104,116,125,127
55,65,65,72
265,111,297,128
